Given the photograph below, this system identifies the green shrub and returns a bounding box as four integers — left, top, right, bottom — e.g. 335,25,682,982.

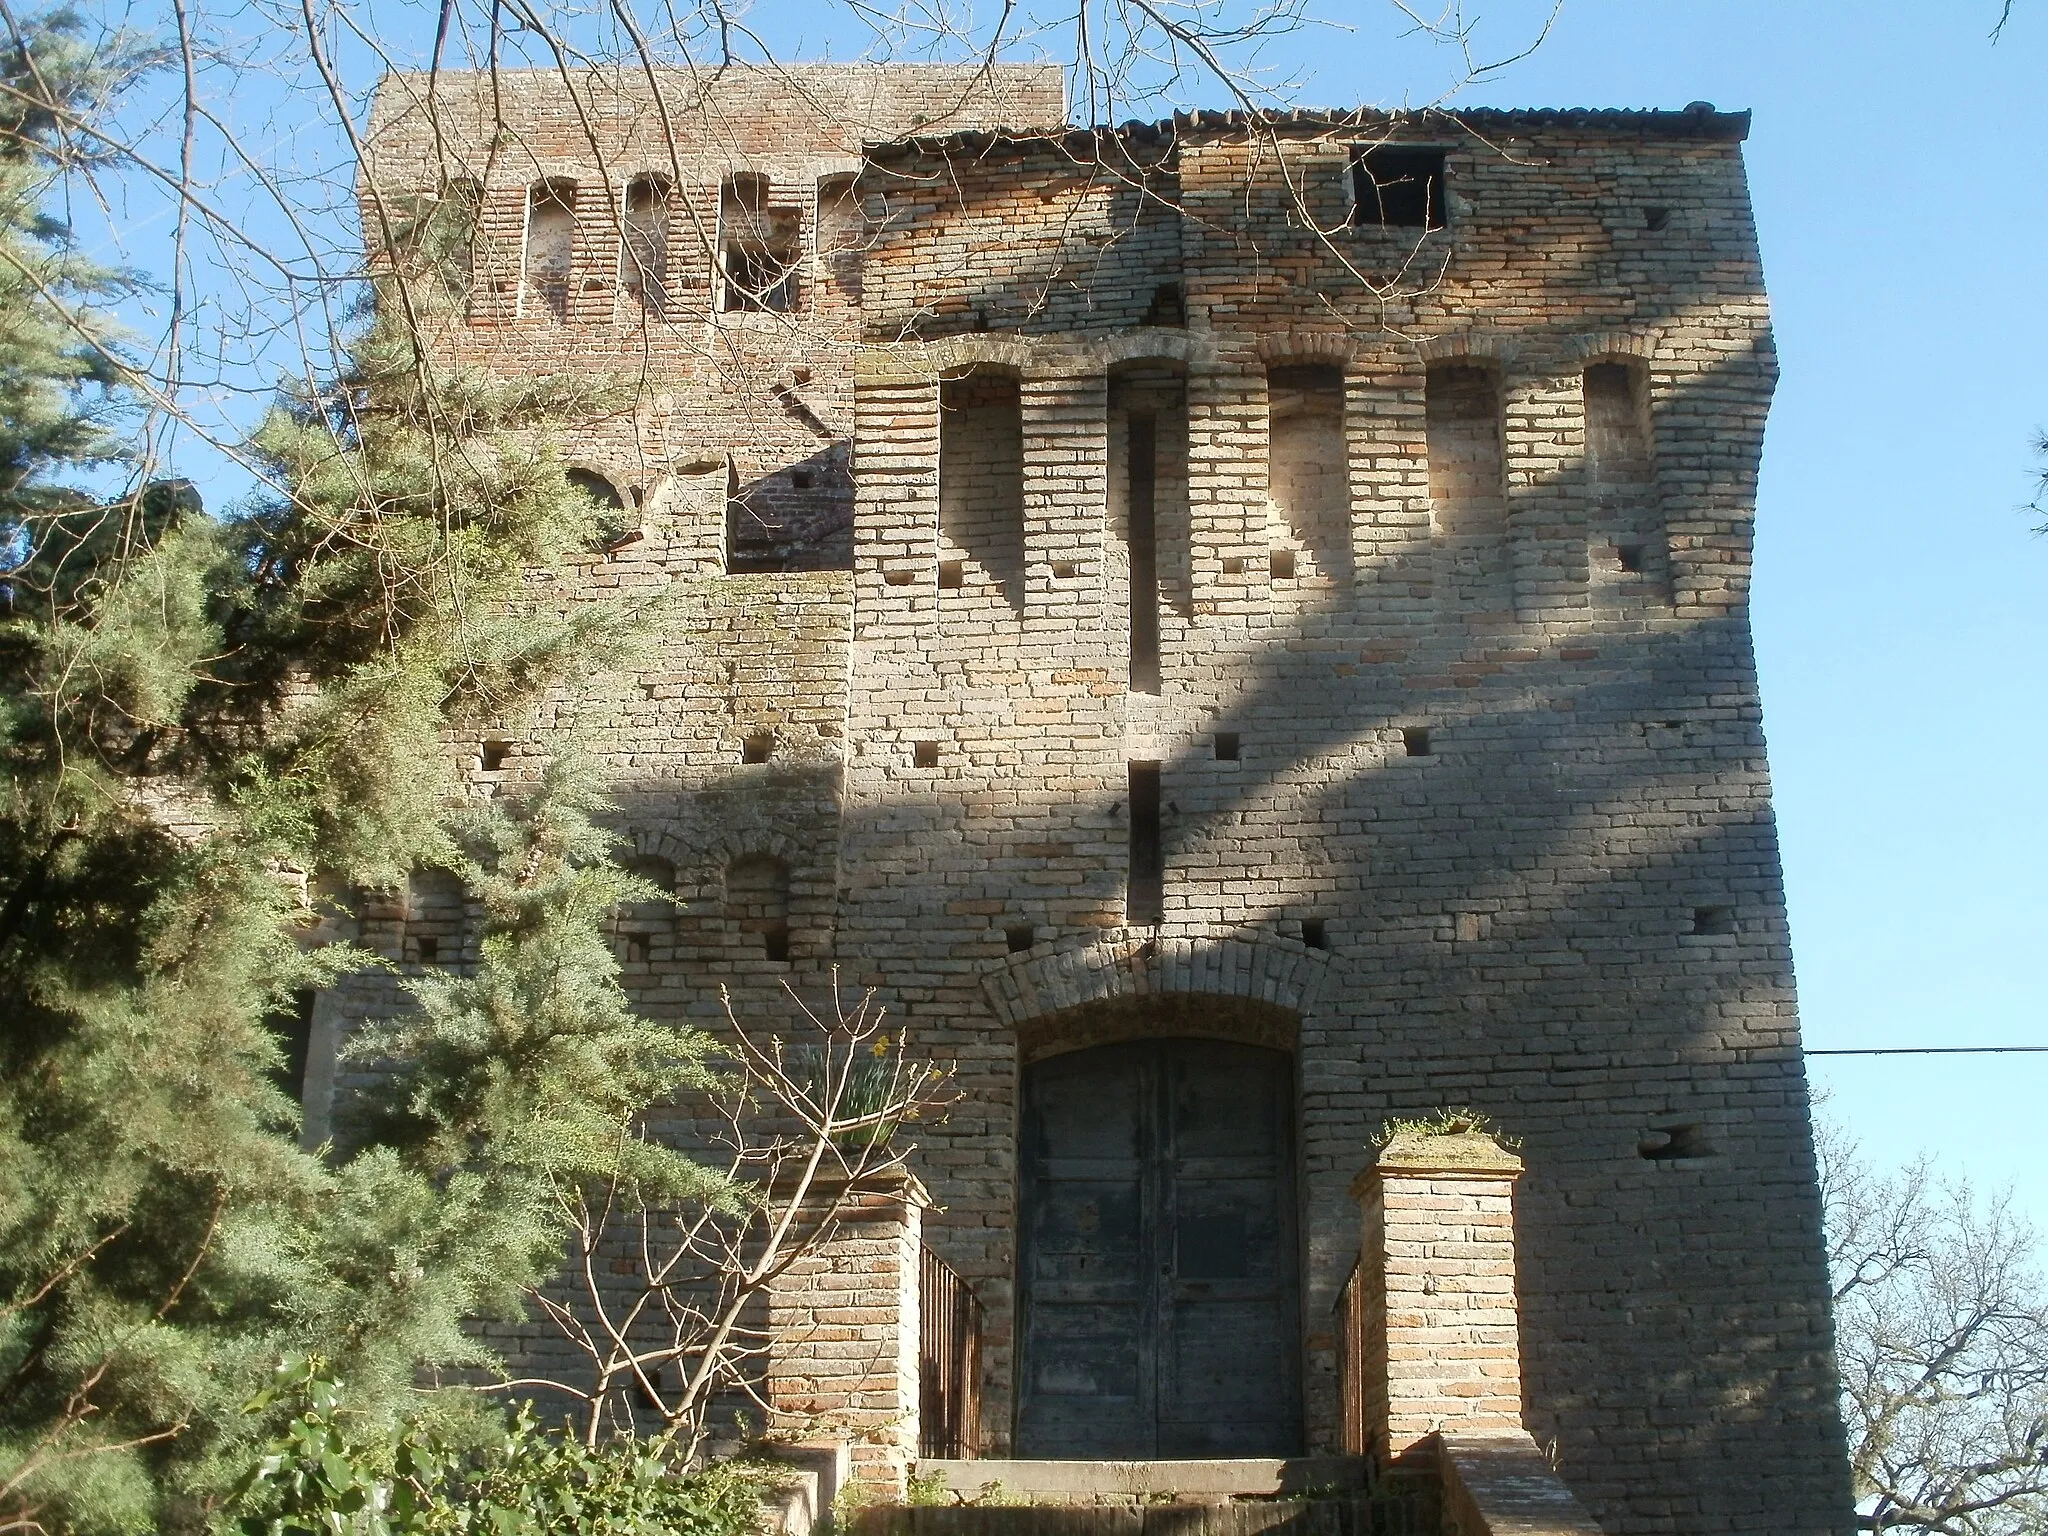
219,1358,764,1536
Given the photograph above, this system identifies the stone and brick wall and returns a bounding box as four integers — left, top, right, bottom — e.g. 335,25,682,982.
340,77,1855,1535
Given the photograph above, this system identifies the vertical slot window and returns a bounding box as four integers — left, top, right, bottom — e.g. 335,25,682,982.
620,175,671,318
1128,762,1162,925
1127,411,1160,692
523,180,576,322
937,369,1025,612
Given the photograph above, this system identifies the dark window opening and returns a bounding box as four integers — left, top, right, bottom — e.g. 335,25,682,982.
1127,412,1160,694
720,175,800,313
1402,726,1432,758
1006,924,1036,954
1214,731,1240,762
938,560,965,590
624,932,651,964
1639,1123,1713,1161
1223,556,1246,576
1349,146,1447,230
1128,761,1162,925
913,741,940,769
762,920,791,963
791,469,813,490
415,935,440,964
1616,542,1647,574
1300,918,1327,950
1644,207,1671,232
480,739,512,771
742,731,775,764
266,989,317,1103
1268,548,1296,581
1691,905,1735,936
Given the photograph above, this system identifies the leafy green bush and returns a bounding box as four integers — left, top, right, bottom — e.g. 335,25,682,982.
220,1359,765,1536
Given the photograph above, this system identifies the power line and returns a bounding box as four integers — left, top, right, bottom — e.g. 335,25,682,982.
1805,1046,2048,1057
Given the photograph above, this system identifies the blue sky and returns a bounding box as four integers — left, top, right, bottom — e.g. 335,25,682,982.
95,0,2047,1225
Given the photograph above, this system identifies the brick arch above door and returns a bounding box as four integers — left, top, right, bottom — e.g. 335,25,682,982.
978,931,1333,1036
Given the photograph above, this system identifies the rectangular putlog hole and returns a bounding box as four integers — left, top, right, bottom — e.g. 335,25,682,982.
1690,905,1735,936
938,560,965,590
1005,924,1036,954
1639,1123,1714,1161
1300,918,1327,950
742,731,775,764
480,740,512,771
1214,732,1240,762
1402,726,1432,758
913,741,940,769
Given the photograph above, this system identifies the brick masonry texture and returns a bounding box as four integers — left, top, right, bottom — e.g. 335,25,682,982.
343,70,1856,1535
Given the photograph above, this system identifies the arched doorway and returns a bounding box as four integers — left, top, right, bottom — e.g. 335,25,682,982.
1015,1037,1301,1458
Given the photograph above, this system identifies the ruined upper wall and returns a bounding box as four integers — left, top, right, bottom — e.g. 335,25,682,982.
363,63,1067,189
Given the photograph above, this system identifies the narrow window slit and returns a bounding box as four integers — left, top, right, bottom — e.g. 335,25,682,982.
1301,918,1327,950
1128,412,1160,693
1127,762,1163,925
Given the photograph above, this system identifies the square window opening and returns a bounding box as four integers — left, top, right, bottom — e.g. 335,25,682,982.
913,741,940,769
1214,731,1241,762
1301,917,1327,950
1402,726,1432,758
742,731,775,764
938,560,965,590
1269,548,1297,581
481,740,513,771
1349,146,1448,230
1005,923,1036,954
1616,542,1647,574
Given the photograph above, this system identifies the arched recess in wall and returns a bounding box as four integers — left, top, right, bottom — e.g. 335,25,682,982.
619,174,672,318
566,466,634,548
1581,357,1668,602
1108,360,1190,694
937,366,1025,613
523,180,576,322
725,853,792,962
404,867,467,966
1264,363,1351,586
816,175,862,306
613,854,677,968
1424,360,1510,614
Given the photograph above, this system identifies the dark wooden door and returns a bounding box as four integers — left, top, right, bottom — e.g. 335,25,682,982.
1015,1038,1300,1458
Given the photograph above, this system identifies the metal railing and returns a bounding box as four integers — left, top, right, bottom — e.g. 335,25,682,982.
918,1245,982,1459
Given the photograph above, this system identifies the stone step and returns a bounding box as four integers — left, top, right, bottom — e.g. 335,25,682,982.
855,1495,1426,1536
919,1458,1371,1501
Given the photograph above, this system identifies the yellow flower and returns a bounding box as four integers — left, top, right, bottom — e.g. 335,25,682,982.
870,1034,891,1058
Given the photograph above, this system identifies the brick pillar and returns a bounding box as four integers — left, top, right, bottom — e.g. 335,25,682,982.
764,1170,926,1495
1351,1130,1525,1463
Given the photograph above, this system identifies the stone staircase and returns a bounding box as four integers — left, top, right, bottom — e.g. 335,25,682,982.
852,1457,1435,1536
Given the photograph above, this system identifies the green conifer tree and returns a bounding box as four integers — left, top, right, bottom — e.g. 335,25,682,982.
0,13,712,1531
